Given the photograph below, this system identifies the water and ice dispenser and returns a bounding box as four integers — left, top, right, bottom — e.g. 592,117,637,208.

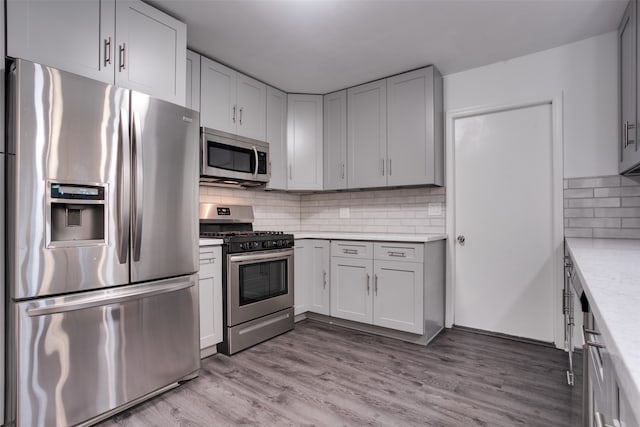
49,183,106,244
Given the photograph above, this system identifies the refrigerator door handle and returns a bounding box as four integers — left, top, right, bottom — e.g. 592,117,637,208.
117,108,131,264
132,111,144,262
26,280,195,317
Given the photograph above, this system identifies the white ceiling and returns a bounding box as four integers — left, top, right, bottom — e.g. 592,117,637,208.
149,0,628,94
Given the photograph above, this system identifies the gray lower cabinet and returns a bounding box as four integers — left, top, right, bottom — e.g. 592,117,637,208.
620,0,640,174
294,239,330,315
198,245,223,355
328,240,444,337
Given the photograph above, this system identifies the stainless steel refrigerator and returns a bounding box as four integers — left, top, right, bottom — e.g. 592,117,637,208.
5,59,200,427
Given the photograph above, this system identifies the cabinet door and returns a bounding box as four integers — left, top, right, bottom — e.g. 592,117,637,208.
294,240,310,315
115,0,186,105
7,0,115,84
237,74,267,140
267,86,288,190
287,94,324,190
200,57,237,133
387,68,436,186
330,257,373,323
186,50,201,112
198,246,222,350
620,0,638,173
373,260,424,334
348,79,387,189
324,90,348,190
309,240,331,315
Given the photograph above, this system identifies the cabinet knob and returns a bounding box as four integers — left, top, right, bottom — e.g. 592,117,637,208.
457,235,466,245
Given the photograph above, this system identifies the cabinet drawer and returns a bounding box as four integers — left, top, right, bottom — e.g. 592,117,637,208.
374,242,423,262
199,246,220,265
331,241,373,259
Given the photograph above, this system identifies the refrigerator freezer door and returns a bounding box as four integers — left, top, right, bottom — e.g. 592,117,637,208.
9,59,130,299
11,274,200,427
130,91,199,283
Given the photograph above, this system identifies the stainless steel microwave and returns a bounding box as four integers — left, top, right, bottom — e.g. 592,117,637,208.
200,127,270,186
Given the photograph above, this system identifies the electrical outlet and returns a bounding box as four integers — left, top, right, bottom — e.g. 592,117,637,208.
428,203,442,216
340,208,350,218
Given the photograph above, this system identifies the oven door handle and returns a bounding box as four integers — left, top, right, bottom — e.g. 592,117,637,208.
229,249,294,264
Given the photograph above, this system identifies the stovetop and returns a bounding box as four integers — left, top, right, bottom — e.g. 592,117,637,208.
200,229,295,253
200,230,285,239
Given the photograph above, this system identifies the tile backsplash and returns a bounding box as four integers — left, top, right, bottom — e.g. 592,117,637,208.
564,175,640,239
299,187,446,234
199,185,447,235
199,186,301,232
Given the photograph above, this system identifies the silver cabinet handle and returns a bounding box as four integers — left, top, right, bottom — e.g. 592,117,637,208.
118,43,126,71
584,328,601,336
116,108,131,264
289,164,292,180
232,105,237,123
239,107,243,125
381,158,385,176
323,271,327,289
366,273,370,295
341,163,345,180
343,249,358,254
374,274,378,295
388,251,406,258
104,37,112,66
624,120,637,149
388,158,392,176
132,112,144,262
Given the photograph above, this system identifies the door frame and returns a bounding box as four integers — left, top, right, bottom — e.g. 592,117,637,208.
445,95,565,349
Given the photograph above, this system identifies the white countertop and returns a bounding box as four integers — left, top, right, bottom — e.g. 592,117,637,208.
199,238,224,246
565,238,640,421
293,232,447,242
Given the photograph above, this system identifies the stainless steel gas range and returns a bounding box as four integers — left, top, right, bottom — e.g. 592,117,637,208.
200,204,295,355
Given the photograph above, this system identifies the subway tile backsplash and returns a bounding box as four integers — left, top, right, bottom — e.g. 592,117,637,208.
564,175,640,239
199,185,447,235
299,187,446,234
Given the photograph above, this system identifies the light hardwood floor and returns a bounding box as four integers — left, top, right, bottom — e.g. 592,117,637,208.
99,320,582,426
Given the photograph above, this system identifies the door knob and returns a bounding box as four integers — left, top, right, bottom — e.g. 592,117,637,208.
457,235,465,245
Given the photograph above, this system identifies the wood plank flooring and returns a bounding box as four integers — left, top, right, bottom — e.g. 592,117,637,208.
99,320,582,426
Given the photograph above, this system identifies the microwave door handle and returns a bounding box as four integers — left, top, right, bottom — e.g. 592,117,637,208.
132,112,144,262
252,146,259,177
117,108,131,264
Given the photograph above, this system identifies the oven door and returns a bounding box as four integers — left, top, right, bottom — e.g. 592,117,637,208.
227,248,294,326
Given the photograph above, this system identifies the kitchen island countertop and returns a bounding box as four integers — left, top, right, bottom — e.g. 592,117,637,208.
565,237,640,423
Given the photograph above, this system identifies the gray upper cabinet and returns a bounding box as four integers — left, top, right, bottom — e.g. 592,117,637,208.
287,94,323,190
620,0,640,174
346,67,443,189
115,0,186,106
324,90,348,190
185,50,201,112
8,0,116,84
8,0,186,105
387,67,443,186
620,0,638,173
348,79,388,189
266,86,288,190
200,57,266,140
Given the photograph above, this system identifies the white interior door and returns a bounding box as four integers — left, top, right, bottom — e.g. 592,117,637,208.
454,103,555,342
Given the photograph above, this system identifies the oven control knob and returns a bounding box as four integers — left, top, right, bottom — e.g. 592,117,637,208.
253,242,260,249
263,241,270,249
277,240,283,247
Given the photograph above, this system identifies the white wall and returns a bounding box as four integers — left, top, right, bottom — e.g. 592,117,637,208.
444,31,618,179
